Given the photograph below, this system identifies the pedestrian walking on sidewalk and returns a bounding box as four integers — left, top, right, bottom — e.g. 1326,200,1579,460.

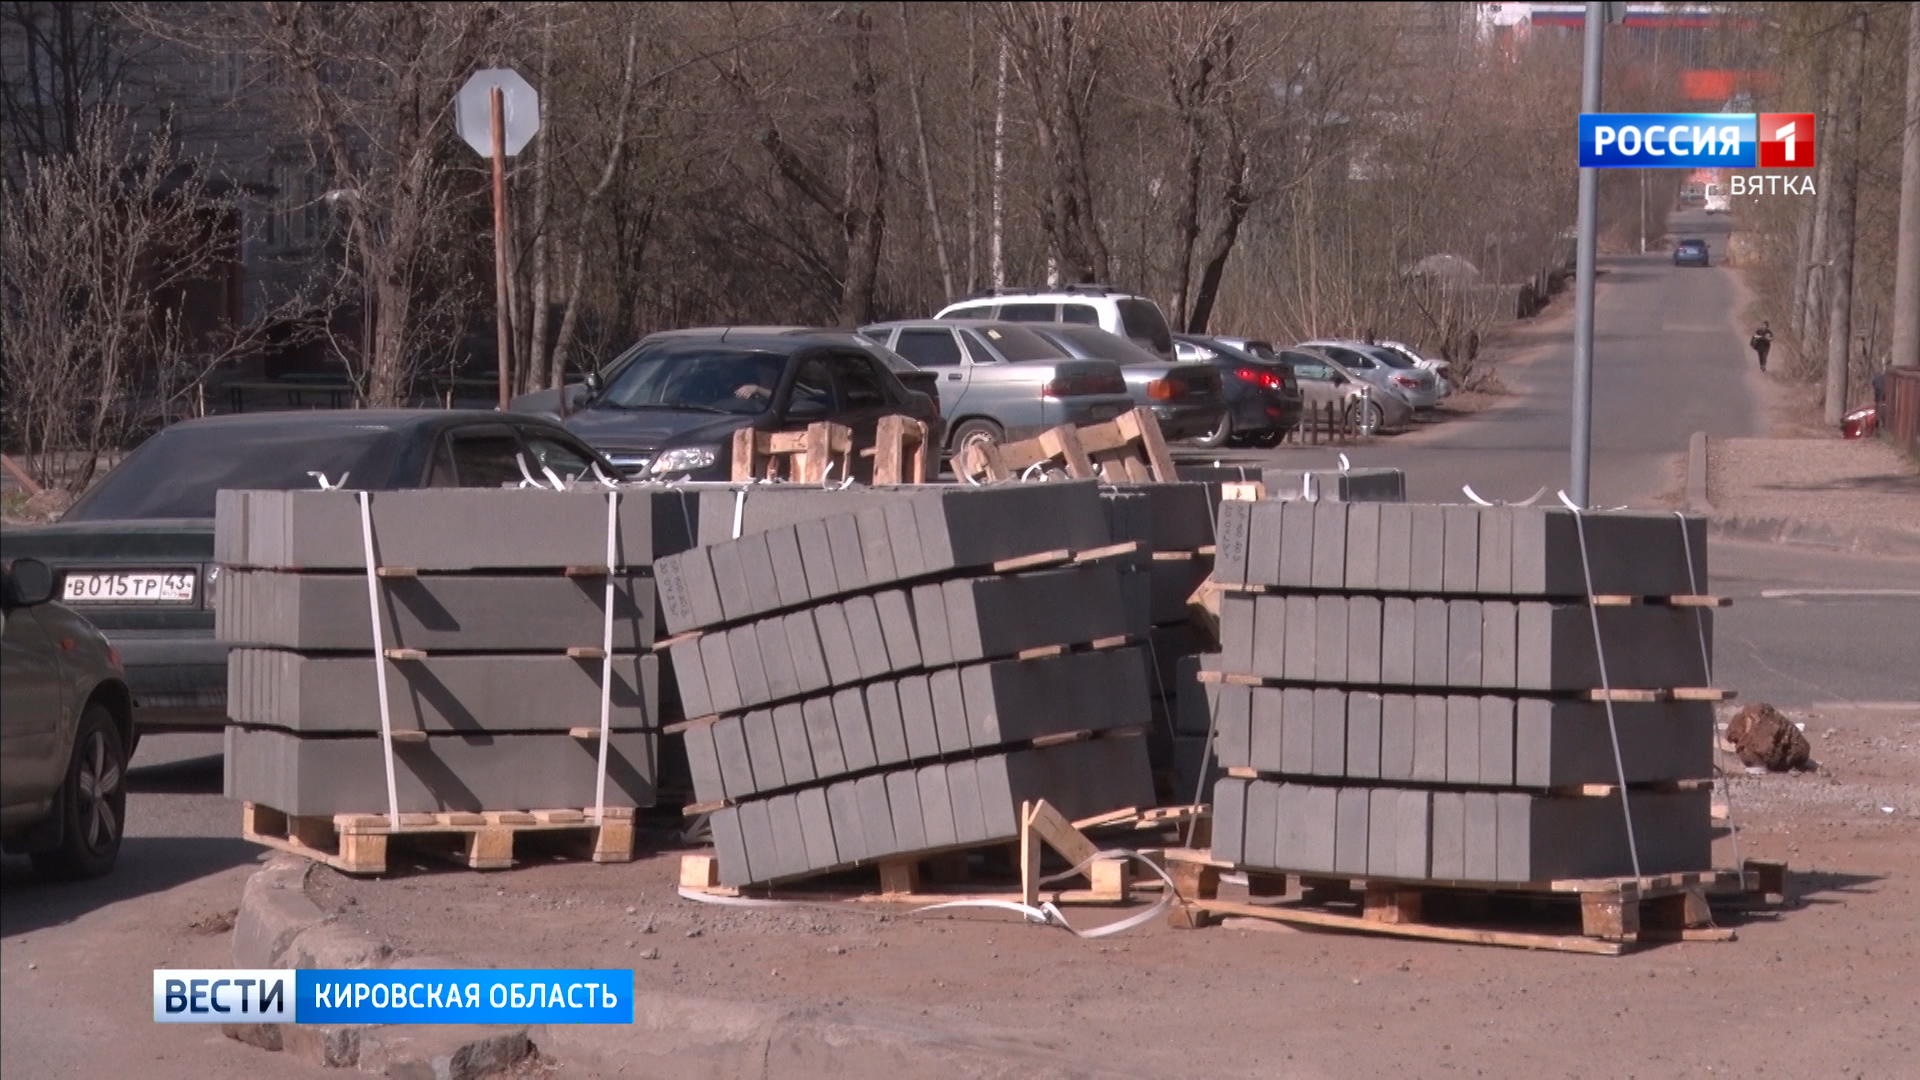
1750,321,1773,372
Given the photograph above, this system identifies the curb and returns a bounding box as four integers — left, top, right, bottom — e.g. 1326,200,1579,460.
228,857,1148,1079
1706,514,1920,558
1686,431,1714,513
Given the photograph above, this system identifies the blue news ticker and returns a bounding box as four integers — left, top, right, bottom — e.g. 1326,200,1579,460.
155,968,635,1024
1580,113,1757,169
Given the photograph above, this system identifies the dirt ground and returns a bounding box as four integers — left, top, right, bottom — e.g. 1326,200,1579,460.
300,701,1919,1078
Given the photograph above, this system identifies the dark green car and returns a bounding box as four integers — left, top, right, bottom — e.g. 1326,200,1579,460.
1,409,622,733
1,557,134,878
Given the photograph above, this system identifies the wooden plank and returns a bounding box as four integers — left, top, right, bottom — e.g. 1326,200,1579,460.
1672,687,1734,702
387,729,428,744
1663,595,1729,608
384,648,428,661
1017,644,1068,660
1363,884,1423,924
730,428,760,482
1025,799,1102,869
1030,729,1092,749
1089,634,1132,650
569,727,601,740
1071,540,1142,564
662,714,719,736
1121,407,1178,481
1089,858,1131,901
680,854,722,889
1037,425,1096,479
992,549,1072,573
1194,899,1626,955
563,565,611,578
375,567,419,579
566,646,607,660
682,799,730,816
1221,482,1266,502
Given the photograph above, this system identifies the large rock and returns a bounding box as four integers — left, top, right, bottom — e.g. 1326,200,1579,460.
1726,703,1811,771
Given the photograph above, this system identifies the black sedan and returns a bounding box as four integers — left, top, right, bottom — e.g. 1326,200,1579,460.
0,410,623,733
1171,334,1305,449
556,331,941,480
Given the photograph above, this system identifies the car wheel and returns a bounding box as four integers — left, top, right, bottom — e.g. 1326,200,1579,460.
1248,429,1286,449
1347,399,1387,433
947,418,1005,458
30,704,128,880
1189,411,1233,450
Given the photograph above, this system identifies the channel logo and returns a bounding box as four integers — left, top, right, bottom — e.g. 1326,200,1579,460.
153,970,294,1023
155,968,634,1024
1579,113,1817,169
1758,112,1816,169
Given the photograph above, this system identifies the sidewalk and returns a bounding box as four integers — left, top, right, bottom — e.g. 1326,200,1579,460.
1694,435,1920,557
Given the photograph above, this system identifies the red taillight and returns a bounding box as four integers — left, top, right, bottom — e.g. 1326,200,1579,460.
1147,378,1182,401
1238,367,1284,391
1043,371,1128,398
108,647,123,670
1392,374,1419,388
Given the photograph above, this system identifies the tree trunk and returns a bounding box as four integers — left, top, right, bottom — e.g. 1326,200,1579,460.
965,6,980,293
1824,7,1868,425
990,41,1008,289
837,11,887,326
1889,1,1920,373
1169,110,1206,327
900,2,954,301
550,24,642,389
524,9,555,394
1187,127,1252,335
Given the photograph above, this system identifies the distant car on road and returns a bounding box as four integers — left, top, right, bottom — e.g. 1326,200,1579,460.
858,320,1133,459
1297,340,1443,411
559,331,939,480
1,410,622,732
1275,348,1417,433
1674,239,1710,267
1,556,133,878
1025,324,1226,442
1170,334,1303,449
1372,340,1455,396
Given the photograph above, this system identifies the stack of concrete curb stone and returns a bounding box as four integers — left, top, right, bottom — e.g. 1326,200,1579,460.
1176,465,1407,503
1204,500,1717,883
660,480,1159,888
216,488,693,815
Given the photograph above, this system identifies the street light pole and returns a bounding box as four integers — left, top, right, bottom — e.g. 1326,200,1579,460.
491,85,511,412
1570,2,1607,508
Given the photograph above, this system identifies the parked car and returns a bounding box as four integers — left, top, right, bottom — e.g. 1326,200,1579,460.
1297,339,1443,411
1,410,624,732
1207,336,1281,360
1674,239,1710,267
1,556,133,878
512,327,941,420
1170,334,1303,449
560,330,939,480
934,285,1177,359
1372,340,1455,396
1275,348,1417,433
858,320,1133,458
1024,324,1226,442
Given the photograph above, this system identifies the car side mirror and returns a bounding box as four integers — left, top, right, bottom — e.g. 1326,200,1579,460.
1329,372,1348,385
5,557,56,608
583,371,604,395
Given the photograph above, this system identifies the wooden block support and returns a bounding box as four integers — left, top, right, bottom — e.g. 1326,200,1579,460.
878,858,922,896
1363,884,1424,924
873,415,933,485
680,854,722,889
732,422,854,483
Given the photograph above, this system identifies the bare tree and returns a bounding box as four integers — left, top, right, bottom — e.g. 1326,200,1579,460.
995,2,1112,284
1823,5,1868,424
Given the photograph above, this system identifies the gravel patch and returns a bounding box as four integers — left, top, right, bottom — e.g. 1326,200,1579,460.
1708,437,1920,536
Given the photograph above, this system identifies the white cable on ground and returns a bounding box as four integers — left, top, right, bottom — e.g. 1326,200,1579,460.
913,848,1179,939
1675,509,1742,874
356,491,403,832
1559,491,1641,878
594,490,620,825
732,488,747,540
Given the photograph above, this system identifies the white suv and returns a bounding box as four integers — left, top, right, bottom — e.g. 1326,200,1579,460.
935,286,1176,359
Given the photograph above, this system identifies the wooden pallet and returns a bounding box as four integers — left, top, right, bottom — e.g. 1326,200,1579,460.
241,802,635,875
1161,849,1769,955
731,422,854,483
958,407,1177,485
1192,669,1733,705
677,798,1142,906
868,414,935,484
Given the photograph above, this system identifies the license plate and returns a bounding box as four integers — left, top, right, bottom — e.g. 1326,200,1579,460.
62,570,196,604
1090,404,1124,421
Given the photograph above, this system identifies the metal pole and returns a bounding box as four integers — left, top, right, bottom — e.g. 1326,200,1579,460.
1570,2,1606,508
491,85,511,412
1890,1,1920,373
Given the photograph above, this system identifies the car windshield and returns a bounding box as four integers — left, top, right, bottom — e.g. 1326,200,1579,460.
62,424,406,521
1117,298,1174,355
966,324,1069,362
1037,325,1165,366
1681,241,1705,251
1364,346,1416,369
597,345,789,415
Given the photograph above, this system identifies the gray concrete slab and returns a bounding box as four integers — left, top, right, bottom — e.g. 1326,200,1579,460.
945,759,988,844
1476,507,1514,596
1478,696,1515,787
699,630,743,717
1512,700,1715,786
886,770,928,856
737,533,783,620
825,781,868,865
914,481,1112,573
1244,781,1281,872
1446,695,1481,784
897,675,941,761
784,611,833,697
855,775,899,858
1311,688,1347,777
917,765,958,850
1447,600,1483,689
764,525,814,612
885,500,928,583
1114,482,1217,553
767,793,810,881
683,722,724,805
1514,604,1713,691
910,582,954,671
1491,790,1713,880
668,639,712,721
711,806,751,886
1248,686,1283,774
1213,684,1253,770
1271,781,1308,871
1411,696,1448,782
1280,687,1315,776
1428,791,1467,880
1344,503,1381,592
1347,692,1383,779
1395,790,1431,879
1283,595,1317,683
709,543,754,625
812,603,863,688
826,515,871,595
1376,503,1415,593
833,688,879,775
1211,777,1248,866
842,595,891,682
772,703,816,786
1218,595,1256,676
227,650,658,733
756,615,802,704
728,624,773,708
1348,596,1384,685
1300,785,1338,873
865,682,911,766
1412,598,1450,688
1480,601,1518,689
1409,506,1446,594
740,710,786,795
217,571,657,652
855,508,899,589
795,519,841,602
1464,792,1499,881
1214,500,1254,586
1366,788,1399,877
1312,502,1349,590
873,590,922,674
1150,558,1212,625
1381,597,1417,687
960,648,1150,749
1335,787,1370,874
224,726,656,816
802,697,848,777
1173,733,1221,807
1250,595,1286,679
943,564,1128,664
1278,501,1315,588
1379,694,1416,781
929,669,971,754
797,787,840,871
1244,501,1284,587
1315,595,1349,684
1442,506,1480,595
1510,509,1708,598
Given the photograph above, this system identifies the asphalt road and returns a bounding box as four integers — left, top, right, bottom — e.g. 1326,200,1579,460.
2,210,1913,1077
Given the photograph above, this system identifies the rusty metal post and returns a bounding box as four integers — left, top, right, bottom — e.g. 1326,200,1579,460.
491,85,510,412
